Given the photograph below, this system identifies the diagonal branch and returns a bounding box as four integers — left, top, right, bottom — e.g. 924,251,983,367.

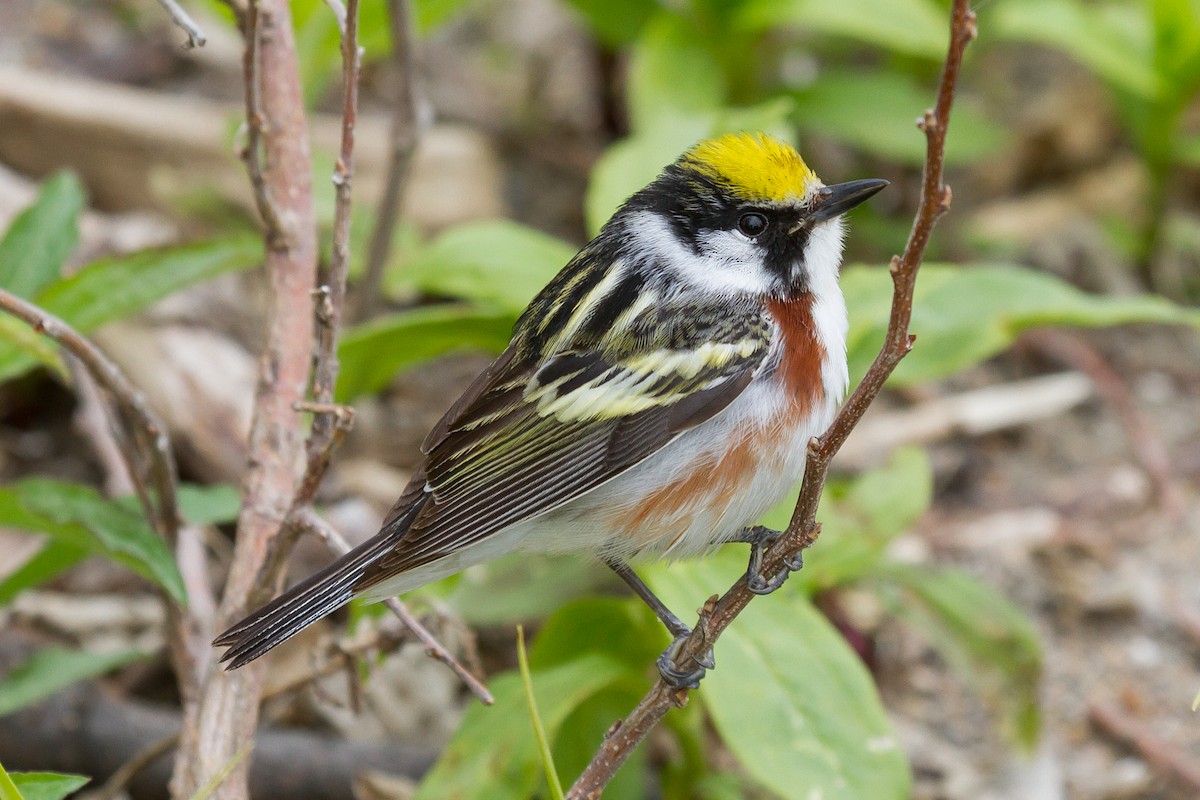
566,2,978,796
154,0,207,49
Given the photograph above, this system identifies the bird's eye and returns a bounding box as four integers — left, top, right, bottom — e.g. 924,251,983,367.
737,212,769,237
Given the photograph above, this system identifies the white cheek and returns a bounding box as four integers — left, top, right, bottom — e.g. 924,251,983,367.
631,211,776,295
806,218,850,399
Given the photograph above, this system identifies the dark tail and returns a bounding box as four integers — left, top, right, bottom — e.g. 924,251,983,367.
214,527,403,670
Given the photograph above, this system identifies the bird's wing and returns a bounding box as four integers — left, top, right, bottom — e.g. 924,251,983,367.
354,290,773,589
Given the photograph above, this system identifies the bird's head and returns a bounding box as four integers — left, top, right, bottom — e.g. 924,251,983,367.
616,132,887,299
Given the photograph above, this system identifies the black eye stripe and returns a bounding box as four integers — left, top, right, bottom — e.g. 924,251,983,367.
738,212,768,237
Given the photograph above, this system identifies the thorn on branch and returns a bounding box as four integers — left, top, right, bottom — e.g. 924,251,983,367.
939,185,954,211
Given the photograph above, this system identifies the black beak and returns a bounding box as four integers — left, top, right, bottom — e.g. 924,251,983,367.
807,178,889,224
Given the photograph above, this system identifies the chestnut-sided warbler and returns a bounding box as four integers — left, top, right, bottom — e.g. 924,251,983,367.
216,132,886,688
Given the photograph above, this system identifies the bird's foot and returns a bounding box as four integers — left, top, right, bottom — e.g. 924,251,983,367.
738,525,805,595
656,631,715,690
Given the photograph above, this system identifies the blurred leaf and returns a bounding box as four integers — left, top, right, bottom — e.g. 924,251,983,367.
991,0,1160,98
412,655,627,800
880,566,1042,748
560,0,658,46
6,773,89,800
843,263,1200,387
0,646,145,716
753,448,933,595
413,0,477,32
529,596,666,671
0,172,84,298
446,555,616,626
336,305,513,401
0,479,186,604
392,220,575,314
176,483,241,526
552,687,648,798
0,316,65,379
516,628,564,800
646,560,911,799
741,0,946,59
627,13,725,132
586,99,794,234
0,543,88,606
0,762,17,800
0,235,261,383
794,70,1003,166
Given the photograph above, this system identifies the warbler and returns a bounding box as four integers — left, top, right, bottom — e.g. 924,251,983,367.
215,132,886,687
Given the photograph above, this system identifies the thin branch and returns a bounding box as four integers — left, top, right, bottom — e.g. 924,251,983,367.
155,0,207,49
0,289,205,708
1090,699,1200,790
289,507,494,704
295,0,362,508
566,2,978,796
353,0,424,321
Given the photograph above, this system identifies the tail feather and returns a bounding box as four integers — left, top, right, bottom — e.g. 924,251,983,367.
214,518,411,670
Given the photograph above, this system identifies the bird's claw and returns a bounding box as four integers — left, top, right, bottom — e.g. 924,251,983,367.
656,632,714,690
740,525,805,595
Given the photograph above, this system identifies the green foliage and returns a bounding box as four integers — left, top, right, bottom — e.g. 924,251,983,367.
0,479,186,604
0,226,261,382
647,559,911,799
992,0,1200,275
0,767,89,800
739,0,948,59
0,646,146,716
881,566,1043,748
0,173,84,298
842,262,1200,387
336,305,513,401
516,627,565,800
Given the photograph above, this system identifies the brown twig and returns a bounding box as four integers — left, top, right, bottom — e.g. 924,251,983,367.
295,0,361,508
353,0,424,321
1089,699,1200,790
0,289,202,705
289,507,494,704
154,0,207,48
171,0,319,794
565,3,977,796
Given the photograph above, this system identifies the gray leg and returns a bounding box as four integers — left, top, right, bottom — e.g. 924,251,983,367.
733,525,805,595
606,559,714,689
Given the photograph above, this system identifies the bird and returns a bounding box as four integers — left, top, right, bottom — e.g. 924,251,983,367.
214,132,887,688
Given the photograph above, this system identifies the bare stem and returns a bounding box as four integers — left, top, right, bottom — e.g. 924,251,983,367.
288,507,494,704
353,0,423,321
170,0,319,794
154,0,207,48
566,2,978,796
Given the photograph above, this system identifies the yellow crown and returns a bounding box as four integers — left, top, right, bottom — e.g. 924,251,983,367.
682,132,820,203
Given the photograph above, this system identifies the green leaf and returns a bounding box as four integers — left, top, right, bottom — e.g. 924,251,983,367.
0,543,88,605
842,263,1200,387
645,560,911,799
741,0,947,59
176,483,242,526
991,0,1160,98
0,646,146,716
528,596,666,672
753,447,933,595
881,566,1042,748
412,654,628,800
559,0,658,46
794,70,1003,166
336,305,513,401
627,13,726,132
0,173,85,298
0,479,186,604
445,555,616,626
0,316,65,378
392,220,575,314
7,773,89,800
0,760,21,800
0,235,261,383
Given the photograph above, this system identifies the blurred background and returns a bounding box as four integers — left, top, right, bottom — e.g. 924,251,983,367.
0,0,1199,798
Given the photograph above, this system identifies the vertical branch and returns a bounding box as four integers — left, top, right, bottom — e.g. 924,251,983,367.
353,0,423,321
295,0,362,507
171,0,319,795
565,2,978,797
